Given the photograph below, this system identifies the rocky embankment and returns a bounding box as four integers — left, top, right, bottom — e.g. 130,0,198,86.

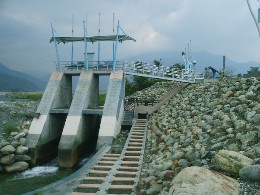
138,77,260,194
0,101,38,173
128,82,176,101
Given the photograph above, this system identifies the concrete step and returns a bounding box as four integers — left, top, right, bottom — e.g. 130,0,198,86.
100,157,118,161
88,170,109,177
93,165,113,170
132,130,145,132
128,142,142,146
118,166,138,171
130,135,143,139
98,161,116,165
113,177,135,182
82,176,106,184
131,132,144,135
105,153,120,157
126,146,142,151
129,138,143,142
125,151,141,156
120,161,139,166
111,177,135,186
76,183,100,193
133,126,145,129
123,156,140,161
115,171,137,177
107,185,133,194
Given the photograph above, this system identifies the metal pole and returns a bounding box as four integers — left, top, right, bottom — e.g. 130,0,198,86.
246,0,260,71
83,20,88,71
113,20,120,72
71,14,74,65
223,55,225,77
247,0,260,37
113,13,115,64
51,23,61,71
98,13,101,66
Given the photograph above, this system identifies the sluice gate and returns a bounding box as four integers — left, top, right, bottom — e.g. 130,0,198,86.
27,70,125,168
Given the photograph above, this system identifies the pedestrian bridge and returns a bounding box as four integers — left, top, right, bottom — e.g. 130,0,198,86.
57,60,204,83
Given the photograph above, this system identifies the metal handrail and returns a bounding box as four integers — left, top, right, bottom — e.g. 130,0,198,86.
55,60,203,83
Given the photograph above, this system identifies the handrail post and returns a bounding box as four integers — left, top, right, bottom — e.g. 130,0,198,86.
113,20,120,72
83,20,88,71
51,23,61,71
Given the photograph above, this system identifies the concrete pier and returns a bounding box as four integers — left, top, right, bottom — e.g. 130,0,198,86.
27,71,72,164
97,70,125,149
27,70,125,167
58,71,100,168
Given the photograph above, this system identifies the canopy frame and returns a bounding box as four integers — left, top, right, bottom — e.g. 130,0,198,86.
50,20,135,72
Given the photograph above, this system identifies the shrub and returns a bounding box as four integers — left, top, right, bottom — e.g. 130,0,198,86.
8,92,42,101
99,93,106,106
3,123,18,135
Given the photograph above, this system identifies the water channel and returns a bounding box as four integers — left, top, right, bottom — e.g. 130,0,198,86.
0,93,92,194
0,156,92,195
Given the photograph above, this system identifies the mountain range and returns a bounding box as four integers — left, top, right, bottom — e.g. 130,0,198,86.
0,63,46,91
0,50,258,92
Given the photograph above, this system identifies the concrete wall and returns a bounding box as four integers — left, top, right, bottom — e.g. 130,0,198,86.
58,71,100,168
27,71,72,164
96,70,125,149
27,70,126,167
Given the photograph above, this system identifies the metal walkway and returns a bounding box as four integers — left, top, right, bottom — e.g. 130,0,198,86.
56,60,203,83
72,119,147,195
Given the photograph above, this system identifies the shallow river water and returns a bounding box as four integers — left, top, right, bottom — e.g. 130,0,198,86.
0,157,88,195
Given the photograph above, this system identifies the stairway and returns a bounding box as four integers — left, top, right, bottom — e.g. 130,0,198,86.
72,119,147,194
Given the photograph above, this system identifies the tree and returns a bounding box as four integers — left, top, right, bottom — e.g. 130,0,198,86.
153,59,162,67
243,67,260,78
170,63,185,71
125,76,160,96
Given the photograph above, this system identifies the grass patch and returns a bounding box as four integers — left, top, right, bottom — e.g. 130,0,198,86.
99,93,106,106
3,123,18,135
8,92,43,101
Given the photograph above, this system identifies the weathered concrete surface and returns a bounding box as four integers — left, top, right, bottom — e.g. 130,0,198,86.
97,70,125,149
58,71,100,168
27,71,72,164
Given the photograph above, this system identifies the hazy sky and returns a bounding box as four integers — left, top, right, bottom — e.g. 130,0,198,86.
0,0,260,75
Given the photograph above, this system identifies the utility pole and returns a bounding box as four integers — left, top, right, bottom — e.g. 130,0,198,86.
223,56,226,77
246,0,260,71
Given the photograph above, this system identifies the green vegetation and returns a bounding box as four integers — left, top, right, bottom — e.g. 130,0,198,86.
125,76,161,96
8,92,43,101
99,93,106,106
3,123,18,135
243,67,260,78
126,61,184,96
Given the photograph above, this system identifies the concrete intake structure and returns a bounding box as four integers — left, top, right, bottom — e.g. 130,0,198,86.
27,70,125,168
96,70,125,149
58,71,100,168
27,71,72,164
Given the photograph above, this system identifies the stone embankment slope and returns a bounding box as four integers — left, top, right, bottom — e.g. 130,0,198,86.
138,77,260,194
0,100,38,173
